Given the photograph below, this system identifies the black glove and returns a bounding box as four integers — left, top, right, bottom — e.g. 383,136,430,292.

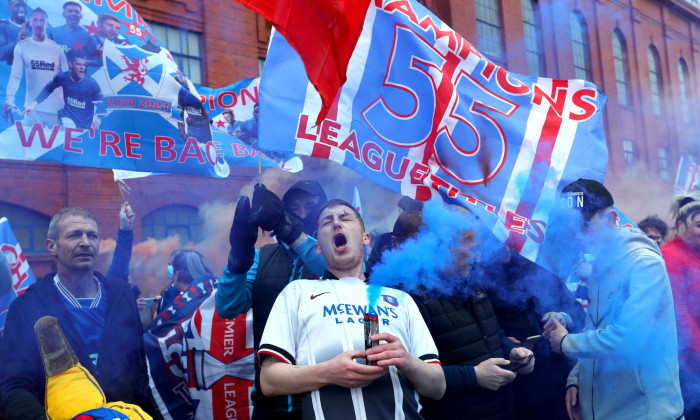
227,196,258,274
251,184,303,245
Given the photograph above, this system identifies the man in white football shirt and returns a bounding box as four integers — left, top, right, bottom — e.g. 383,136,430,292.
5,7,67,127
259,199,445,419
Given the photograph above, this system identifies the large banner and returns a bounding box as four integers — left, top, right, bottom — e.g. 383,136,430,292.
0,217,36,336
0,1,299,177
259,0,608,265
146,283,254,420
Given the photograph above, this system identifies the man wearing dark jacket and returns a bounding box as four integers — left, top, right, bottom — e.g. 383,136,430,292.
216,180,327,419
393,210,535,420
0,207,156,420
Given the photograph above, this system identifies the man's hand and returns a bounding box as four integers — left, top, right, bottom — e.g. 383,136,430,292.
365,333,414,371
365,332,445,399
136,297,146,311
543,318,569,354
119,202,135,230
542,312,567,327
3,103,16,123
566,386,583,420
18,23,27,41
323,350,387,388
90,117,102,131
23,101,37,117
251,184,302,245
474,358,516,391
509,346,535,374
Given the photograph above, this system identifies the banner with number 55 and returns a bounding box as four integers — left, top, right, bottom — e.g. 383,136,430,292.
258,0,608,266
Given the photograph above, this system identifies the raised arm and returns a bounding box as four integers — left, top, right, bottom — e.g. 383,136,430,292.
215,196,258,318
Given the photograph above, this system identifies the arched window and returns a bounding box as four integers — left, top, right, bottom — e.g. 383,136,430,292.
648,45,664,116
475,0,504,64
142,205,203,243
678,58,690,123
522,0,545,76
570,11,591,81
0,202,50,254
612,29,630,106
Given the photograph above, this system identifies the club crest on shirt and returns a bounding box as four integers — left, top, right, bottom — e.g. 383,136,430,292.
382,294,398,307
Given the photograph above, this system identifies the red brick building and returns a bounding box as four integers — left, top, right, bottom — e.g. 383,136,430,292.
0,0,697,280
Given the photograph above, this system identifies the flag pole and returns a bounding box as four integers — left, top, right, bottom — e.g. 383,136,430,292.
258,152,262,186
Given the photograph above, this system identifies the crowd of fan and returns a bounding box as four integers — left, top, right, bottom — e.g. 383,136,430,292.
0,179,697,420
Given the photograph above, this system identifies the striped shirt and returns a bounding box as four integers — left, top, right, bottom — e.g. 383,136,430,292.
260,277,440,420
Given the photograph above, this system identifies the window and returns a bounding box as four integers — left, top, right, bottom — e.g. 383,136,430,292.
570,11,591,81
475,0,504,63
678,58,690,123
142,205,203,243
648,45,663,116
612,30,630,106
0,203,50,255
658,147,669,180
150,22,204,85
623,140,635,166
522,0,545,76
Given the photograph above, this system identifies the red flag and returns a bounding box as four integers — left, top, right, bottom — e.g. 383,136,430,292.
235,0,371,122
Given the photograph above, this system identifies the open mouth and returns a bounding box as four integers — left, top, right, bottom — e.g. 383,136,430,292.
333,233,347,251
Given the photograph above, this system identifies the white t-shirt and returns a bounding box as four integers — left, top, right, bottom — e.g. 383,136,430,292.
6,37,67,112
259,277,440,420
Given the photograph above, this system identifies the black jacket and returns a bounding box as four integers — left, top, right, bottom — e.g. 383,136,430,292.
414,286,516,420
0,272,157,420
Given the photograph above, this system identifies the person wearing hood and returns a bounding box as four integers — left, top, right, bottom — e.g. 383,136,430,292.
543,179,683,420
216,180,327,420
661,194,700,419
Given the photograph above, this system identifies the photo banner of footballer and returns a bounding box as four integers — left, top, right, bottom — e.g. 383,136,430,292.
0,0,301,178
254,0,609,270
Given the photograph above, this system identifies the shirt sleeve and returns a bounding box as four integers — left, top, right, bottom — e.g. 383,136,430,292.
0,25,18,63
215,249,258,319
33,75,61,105
5,43,23,104
106,228,133,282
293,236,326,276
258,282,300,365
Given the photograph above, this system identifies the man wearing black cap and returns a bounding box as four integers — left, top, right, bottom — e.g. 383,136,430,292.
543,179,683,420
216,180,328,420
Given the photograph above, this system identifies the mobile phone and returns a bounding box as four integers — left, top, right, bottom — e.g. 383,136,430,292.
143,297,157,309
520,335,543,347
503,354,534,372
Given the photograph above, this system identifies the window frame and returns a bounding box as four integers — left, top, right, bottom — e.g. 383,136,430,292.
570,11,592,81
612,29,631,106
150,22,204,85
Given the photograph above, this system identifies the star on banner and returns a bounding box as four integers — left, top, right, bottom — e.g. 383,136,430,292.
73,40,84,51
84,21,99,36
216,120,225,128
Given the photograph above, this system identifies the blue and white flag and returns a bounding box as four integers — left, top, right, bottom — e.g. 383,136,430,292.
0,217,36,336
0,1,300,177
674,156,700,195
259,0,608,265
